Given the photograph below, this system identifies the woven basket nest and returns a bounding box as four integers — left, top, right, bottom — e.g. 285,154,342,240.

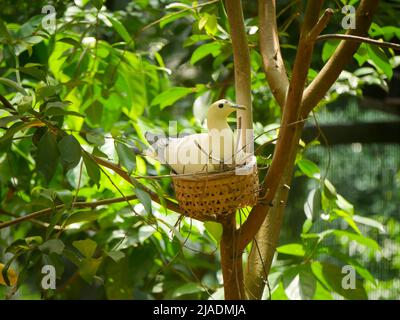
172,156,259,222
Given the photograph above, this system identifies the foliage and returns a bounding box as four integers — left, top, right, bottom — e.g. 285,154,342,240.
0,0,399,299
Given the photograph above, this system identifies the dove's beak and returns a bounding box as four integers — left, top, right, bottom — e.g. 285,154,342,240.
231,104,246,110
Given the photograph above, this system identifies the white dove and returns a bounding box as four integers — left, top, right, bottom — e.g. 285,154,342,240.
144,99,246,174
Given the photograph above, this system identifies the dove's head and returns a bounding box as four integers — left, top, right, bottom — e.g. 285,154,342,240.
207,99,246,119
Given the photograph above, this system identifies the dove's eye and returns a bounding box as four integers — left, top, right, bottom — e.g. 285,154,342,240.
218,103,224,108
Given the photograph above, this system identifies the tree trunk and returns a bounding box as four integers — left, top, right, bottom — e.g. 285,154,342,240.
220,215,245,300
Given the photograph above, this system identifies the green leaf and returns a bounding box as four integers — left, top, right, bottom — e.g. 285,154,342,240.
56,190,73,206
277,243,306,257
19,66,46,81
0,77,27,95
332,230,380,251
39,239,65,255
353,215,386,234
317,247,376,285
0,122,27,146
37,85,61,98
73,239,97,258
85,101,103,125
90,0,103,10
172,282,204,298
367,44,393,79
46,101,72,109
135,188,152,214
283,265,316,300
333,209,361,235
105,15,133,45
151,87,193,109
199,14,208,30
59,37,82,48
302,218,313,234
311,261,368,300
115,141,136,174
25,236,43,246
190,42,222,65
92,147,108,158
199,13,218,35
82,152,101,187
322,40,340,63
0,18,12,42
65,210,100,225
138,225,155,243
205,14,218,35
304,188,321,220
86,131,105,146
58,135,82,169
79,257,102,284
36,131,59,183
323,179,337,199
336,194,354,215
318,229,380,252
204,221,223,243
160,11,191,29
45,108,84,118
297,159,320,179
0,116,20,128
107,251,125,263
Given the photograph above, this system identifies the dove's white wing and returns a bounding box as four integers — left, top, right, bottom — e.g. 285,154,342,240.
162,133,218,174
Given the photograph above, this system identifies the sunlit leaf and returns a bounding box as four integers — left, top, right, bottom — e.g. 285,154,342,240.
297,159,320,179
151,87,193,109
190,42,222,65
73,239,97,259
277,243,306,257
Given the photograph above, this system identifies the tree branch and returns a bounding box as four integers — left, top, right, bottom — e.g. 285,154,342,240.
258,0,289,108
301,0,380,117
316,34,400,51
237,0,324,252
0,195,138,230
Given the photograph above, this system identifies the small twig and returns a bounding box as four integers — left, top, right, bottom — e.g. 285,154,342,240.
0,195,138,230
0,208,61,230
316,34,400,51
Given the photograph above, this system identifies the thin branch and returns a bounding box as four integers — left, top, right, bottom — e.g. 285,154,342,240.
301,0,380,117
316,34,400,51
258,0,289,108
308,8,334,41
0,208,61,230
0,195,138,230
